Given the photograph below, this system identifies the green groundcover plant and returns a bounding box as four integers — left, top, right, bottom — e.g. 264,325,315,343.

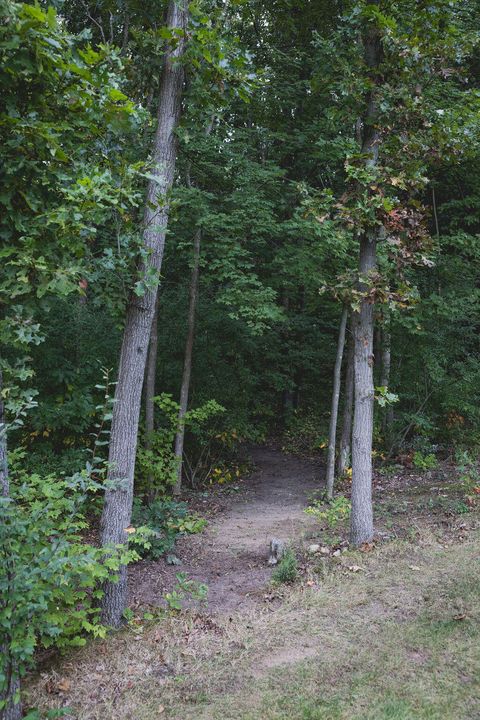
0,468,136,712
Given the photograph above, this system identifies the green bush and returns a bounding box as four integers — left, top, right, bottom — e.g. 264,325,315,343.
272,548,298,584
413,451,438,471
131,498,207,560
0,471,135,712
137,393,225,496
282,410,328,456
305,495,351,535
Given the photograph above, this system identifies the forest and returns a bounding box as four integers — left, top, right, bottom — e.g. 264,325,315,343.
1,0,480,718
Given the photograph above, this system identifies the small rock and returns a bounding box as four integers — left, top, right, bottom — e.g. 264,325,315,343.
332,549,341,557
319,546,330,555
308,544,320,554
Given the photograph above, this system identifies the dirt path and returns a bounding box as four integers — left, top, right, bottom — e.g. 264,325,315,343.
129,446,323,612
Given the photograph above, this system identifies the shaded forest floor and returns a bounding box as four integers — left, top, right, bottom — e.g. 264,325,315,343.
128,446,322,612
26,447,480,719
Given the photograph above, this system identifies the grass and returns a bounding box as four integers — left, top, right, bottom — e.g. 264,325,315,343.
26,528,480,720
25,461,480,720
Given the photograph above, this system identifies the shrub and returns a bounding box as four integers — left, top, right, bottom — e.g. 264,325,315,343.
164,573,208,611
282,410,328,456
413,451,438,471
137,394,225,496
272,548,298,584
305,495,351,533
0,471,135,713
130,498,207,560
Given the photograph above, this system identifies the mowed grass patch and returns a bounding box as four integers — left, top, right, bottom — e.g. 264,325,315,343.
26,529,480,720
166,549,480,720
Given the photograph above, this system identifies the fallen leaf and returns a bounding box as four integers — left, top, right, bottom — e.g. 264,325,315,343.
409,565,421,571
347,565,363,572
57,678,71,693
359,542,375,553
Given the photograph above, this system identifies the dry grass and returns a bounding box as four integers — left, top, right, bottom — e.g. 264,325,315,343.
26,522,480,720
25,457,480,719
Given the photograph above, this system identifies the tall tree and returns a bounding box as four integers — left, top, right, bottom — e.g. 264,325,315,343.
380,318,393,438
326,305,348,498
144,296,160,491
0,372,21,720
173,225,202,495
338,318,354,478
100,0,189,627
350,4,383,546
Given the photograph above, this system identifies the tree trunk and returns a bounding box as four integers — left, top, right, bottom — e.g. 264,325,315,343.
381,321,393,437
100,0,188,628
0,372,22,720
144,294,159,493
338,320,354,478
0,665,21,720
350,8,382,547
326,305,348,499
173,227,202,496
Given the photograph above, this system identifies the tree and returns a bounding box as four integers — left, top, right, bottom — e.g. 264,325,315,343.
325,305,348,498
0,3,142,710
350,3,383,546
144,295,160,491
338,321,354,478
173,226,202,495
100,0,189,627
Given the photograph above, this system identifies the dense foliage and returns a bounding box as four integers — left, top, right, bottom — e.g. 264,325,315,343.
2,0,480,714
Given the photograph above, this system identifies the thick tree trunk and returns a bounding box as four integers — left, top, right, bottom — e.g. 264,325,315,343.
100,0,188,628
0,668,21,720
350,8,382,547
326,305,348,499
173,227,202,496
0,372,22,720
338,321,354,478
351,232,377,546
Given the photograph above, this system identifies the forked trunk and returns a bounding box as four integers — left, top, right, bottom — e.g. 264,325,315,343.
100,0,189,628
173,227,202,496
326,305,348,498
338,321,354,478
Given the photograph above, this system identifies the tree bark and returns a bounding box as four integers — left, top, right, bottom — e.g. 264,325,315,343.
326,305,348,499
173,227,202,496
100,0,188,628
381,319,393,437
145,296,159,447
350,8,382,547
0,372,22,720
143,294,159,493
338,320,354,478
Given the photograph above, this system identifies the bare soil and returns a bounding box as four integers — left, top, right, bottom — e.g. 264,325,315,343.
129,446,322,612
25,447,480,719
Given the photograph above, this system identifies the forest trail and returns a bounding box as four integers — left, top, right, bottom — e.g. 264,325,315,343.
129,447,322,612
